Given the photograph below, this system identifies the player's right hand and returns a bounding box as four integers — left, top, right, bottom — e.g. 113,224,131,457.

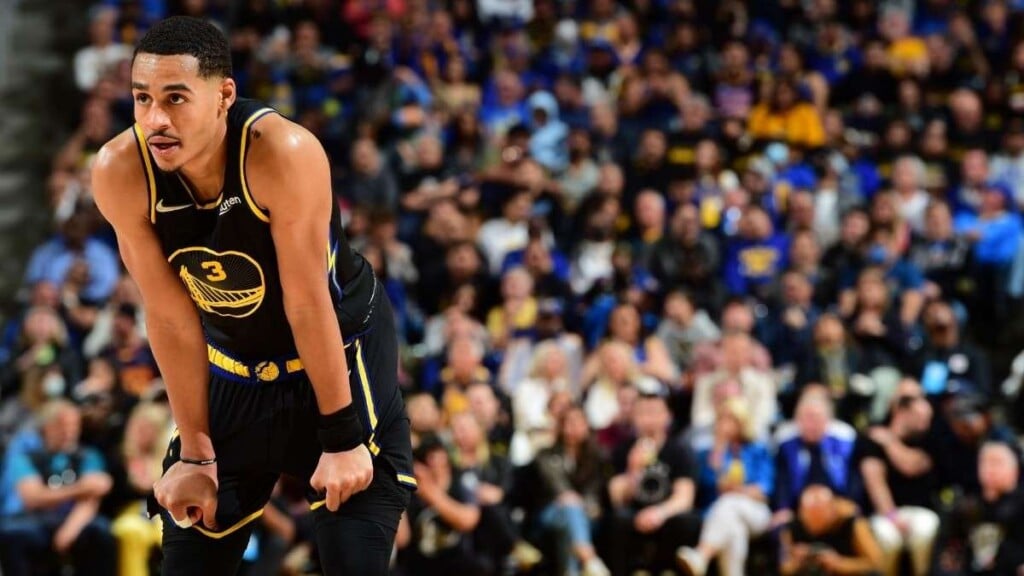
154,460,219,530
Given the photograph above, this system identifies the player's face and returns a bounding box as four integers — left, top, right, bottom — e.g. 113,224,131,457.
131,53,234,172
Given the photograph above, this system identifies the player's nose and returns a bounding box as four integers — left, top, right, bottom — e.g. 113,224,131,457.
141,104,172,132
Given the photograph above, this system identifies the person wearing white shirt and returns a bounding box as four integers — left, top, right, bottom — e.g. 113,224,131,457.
74,7,132,92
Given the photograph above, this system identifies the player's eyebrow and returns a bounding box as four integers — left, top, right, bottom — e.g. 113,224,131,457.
131,82,194,93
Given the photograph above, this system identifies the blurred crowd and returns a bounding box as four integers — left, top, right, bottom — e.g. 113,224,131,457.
6,0,1024,575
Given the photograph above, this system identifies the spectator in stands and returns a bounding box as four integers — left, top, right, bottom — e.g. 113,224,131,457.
907,201,973,304
401,434,486,575
723,205,790,302
581,341,657,442
602,302,677,386
932,393,1018,499
73,6,132,92
100,303,159,399
779,484,883,576
764,271,820,369
346,137,399,210
449,411,522,572
526,90,569,174
747,78,826,150
108,401,171,576
916,300,992,398
954,181,1023,344
486,267,537,352
792,313,874,426
0,305,80,412
842,267,915,374
0,400,115,576
774,389,858,524
532,404,610,576
963,441,1024,575
857,379,940,576
649,203,723,313
607,392,701,575
478,189,535,276
654,289,720,375
23,211,120,308
438,336,493,421
692,332,777,440
677,398,774,576
508,341,570,466
465,382,514,460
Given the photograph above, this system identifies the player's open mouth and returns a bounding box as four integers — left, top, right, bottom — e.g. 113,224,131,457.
150,141,180,157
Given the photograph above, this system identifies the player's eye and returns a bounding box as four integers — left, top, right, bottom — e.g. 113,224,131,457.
134,94,150,104
169,93,186,104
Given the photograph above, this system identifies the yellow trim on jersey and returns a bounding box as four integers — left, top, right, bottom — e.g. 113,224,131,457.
327,242,336,272
239,108,275,223
191,508,264,539
355,339,378,431
132,124,158,223
308,472,416,510
354,339,380,456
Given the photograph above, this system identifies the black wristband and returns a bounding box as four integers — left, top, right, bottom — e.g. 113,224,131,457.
180,456,217,466
317,404,363,453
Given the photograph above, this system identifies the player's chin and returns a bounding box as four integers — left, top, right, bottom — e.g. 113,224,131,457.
151,149,185,172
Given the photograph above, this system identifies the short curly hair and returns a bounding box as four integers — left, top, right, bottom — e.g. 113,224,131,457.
134,16,232,78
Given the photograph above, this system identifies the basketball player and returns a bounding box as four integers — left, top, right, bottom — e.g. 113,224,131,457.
91,16,414,575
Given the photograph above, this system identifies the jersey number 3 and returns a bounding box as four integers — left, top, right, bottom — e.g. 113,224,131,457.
201,260,227,282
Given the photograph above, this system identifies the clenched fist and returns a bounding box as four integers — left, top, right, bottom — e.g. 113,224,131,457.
154,460,219,530
310,444,373,512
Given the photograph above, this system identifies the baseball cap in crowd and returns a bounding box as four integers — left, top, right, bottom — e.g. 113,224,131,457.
949,392,989,421
985,181,1016,211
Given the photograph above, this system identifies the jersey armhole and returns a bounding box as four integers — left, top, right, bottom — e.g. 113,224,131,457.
131,124,158,224
239,108,277,224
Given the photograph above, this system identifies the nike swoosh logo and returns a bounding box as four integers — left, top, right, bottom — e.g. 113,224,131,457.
155,199,193,213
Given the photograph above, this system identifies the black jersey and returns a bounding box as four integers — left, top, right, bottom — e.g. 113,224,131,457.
132,98,369,360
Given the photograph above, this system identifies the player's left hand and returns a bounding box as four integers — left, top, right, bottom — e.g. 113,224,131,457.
310,444,373,512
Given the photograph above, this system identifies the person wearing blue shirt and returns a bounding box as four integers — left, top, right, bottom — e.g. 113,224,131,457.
954,182,1023,266
677,397,775,576
22,212,120,305
0,399,115,576
724,206,790,300
953,181,1023,345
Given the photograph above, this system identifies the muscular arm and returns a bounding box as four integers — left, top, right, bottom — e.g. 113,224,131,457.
245,115,351,416
92,132,213,459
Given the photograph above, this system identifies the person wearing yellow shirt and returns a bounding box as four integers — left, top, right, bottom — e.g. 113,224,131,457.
748,80,826,149
486,267,539,351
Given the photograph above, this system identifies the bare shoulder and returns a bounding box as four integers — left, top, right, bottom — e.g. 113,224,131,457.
246,112,328,169
244,112,331,213
91,128,149,226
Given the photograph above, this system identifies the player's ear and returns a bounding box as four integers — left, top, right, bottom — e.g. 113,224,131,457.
218,78,237,115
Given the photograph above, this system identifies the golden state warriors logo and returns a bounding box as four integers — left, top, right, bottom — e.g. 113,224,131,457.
167,247,266,318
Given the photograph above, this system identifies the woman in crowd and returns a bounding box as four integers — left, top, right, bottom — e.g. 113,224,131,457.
677,398,774,576
533,405,611,576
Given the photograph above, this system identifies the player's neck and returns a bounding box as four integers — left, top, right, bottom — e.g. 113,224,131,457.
179,122,229,203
